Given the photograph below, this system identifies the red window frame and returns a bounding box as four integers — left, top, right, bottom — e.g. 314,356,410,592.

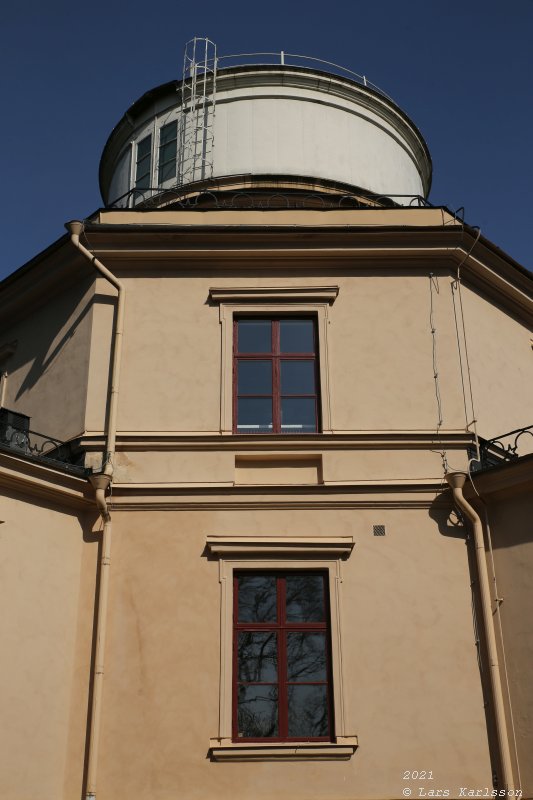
232,317,320,434
232,571,334,743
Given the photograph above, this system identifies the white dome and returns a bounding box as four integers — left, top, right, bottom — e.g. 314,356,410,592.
100,63,431,208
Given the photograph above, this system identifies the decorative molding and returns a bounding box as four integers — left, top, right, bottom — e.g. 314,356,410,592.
206,534,355,557
209,286,339,304
218,301,333,434
78,430,476,453
110,498,450,511
0,451,92,509
214,556,352,743
209,740,358,762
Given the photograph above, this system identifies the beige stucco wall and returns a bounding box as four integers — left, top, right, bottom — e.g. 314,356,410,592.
84,265,531,445
1,275,95,442
1,211,531,799
459,284,533,439
102,268,465,438
483,486,533,795
0,485,95,800
94,504,491,800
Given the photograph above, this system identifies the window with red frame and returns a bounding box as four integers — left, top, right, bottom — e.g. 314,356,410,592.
233,318,319,434
233,572,333,742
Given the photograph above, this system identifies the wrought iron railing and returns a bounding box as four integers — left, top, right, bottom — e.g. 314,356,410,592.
472,426,533,472
0,417,88,476
109,186,432,211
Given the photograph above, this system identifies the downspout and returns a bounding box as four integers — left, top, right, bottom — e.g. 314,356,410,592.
446,472,515,791
67,220,125,800
67,220,125,477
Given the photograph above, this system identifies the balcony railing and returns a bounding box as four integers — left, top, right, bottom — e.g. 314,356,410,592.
473,425,533,472
0,412,88,477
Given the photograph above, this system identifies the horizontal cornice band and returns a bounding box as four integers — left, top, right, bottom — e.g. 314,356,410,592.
78,431,475,452
0,451,93,509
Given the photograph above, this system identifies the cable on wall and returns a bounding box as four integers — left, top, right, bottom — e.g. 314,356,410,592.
450,226,482,464
428,272,449,481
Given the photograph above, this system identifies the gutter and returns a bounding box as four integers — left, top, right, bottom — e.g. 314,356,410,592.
446,472,515,791
67,220,125,800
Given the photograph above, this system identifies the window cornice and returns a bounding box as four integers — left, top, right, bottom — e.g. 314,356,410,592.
206,534,355,558
209,286,338,304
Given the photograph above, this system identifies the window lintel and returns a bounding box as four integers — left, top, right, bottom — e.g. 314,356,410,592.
209,286,339,305
206,535,355,558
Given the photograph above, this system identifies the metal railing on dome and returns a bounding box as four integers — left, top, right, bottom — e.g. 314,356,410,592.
108,187,432,210
216,51,393,101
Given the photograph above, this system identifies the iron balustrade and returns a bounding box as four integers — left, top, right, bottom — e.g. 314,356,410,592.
472,425,533,472
108,186,433,211
0,415,88,476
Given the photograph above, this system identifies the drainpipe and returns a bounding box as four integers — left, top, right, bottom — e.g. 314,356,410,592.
67,220,125,800
446,472,515,791
86,472,111,800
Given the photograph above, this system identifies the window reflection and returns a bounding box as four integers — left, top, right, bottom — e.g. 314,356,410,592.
238,632,278,682
286,574,325,621
238,686,278,738
234,572,331,741
288,685,329,738
287,633,326,681
238,575,277,622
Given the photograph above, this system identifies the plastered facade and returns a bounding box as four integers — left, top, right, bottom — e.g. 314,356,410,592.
1,206,532,800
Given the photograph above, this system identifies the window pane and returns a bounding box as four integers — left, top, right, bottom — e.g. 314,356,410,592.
137,135,151,159
160,121,177,145
280,320,314,353
280,398,316,433
136,136,152,189
286,574,325,622
135,172,150,189
238,574,277,622
160,142,176,163
237,398,272,432
237,320,271,353
159,161,176,182
238,632,277,682
238,685,278,738
287,633,327,681
288,685,328,738
238,360,272,394
280,361,315,394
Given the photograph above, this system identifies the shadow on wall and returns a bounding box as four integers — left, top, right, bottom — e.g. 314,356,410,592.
14,291,115,402
428,490,467,539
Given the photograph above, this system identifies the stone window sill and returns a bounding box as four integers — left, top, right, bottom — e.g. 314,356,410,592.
209,738,358,761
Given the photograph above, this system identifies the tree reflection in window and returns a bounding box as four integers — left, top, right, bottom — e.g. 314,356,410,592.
234,572,332,741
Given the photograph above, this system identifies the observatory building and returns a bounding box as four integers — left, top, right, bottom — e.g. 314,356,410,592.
1,40,533,800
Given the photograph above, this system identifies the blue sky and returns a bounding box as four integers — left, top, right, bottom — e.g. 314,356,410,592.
1,0,532,279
